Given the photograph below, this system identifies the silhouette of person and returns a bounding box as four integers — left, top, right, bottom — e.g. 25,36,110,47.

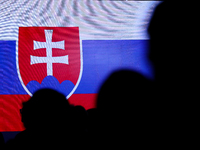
148,1,197,146
96,70,155,149
5,88,71,149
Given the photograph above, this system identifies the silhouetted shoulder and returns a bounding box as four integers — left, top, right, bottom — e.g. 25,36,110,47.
5,89,71,149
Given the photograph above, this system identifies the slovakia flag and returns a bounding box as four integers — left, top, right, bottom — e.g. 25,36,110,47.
0,0,160,131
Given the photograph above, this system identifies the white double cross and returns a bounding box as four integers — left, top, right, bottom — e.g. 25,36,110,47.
31,30,69,76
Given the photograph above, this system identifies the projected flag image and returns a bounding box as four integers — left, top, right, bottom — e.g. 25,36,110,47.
0,0,161,131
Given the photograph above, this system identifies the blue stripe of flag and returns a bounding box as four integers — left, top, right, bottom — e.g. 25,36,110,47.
0,40,153,95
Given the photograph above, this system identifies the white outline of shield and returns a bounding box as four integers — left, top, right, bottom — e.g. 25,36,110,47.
16,27,83,99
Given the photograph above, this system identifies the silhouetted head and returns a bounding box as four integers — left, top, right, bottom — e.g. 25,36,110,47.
97,70,154,132
21,88,70,131
97,70,153,113
148,1,195,84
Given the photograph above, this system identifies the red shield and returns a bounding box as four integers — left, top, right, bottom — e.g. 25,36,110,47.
17,27,82,98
